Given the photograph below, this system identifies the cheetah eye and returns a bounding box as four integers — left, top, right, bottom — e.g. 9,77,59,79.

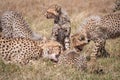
65,29,67,32
78,36,85,41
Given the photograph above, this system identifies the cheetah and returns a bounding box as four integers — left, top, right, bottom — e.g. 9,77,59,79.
0,37,63,65
71,12,120,59
0,11,42,40
45,4,71,50
58,50,87,71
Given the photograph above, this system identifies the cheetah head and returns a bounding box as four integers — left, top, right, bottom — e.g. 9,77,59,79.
71,33,90,52
45,4,61,19
41,39,63,62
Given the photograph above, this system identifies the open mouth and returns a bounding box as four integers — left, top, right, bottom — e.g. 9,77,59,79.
75,46,83,52
46,15,50,19
50,59,58,63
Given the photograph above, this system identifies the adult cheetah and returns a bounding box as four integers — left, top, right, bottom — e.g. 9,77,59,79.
0,11,42,40
71,12,120,59
45,4,71,50
0,37,63,65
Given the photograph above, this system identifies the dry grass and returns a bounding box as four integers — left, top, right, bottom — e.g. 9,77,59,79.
0,0,116,36
0,0,120,80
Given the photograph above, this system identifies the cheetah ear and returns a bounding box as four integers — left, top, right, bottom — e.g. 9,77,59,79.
55,4,61,13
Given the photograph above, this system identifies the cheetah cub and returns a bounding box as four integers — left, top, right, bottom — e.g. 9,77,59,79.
0,11,42,40
71,12,120,59
45,4,71,50
58,50,87,71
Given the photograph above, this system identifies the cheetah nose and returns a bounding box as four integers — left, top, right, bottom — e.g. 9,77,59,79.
75,46,83,52
88,39,90,42
55,54,60,58
79,48,83,51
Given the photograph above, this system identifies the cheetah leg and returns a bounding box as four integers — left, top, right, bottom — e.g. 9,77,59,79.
51,31,58,41
64,37,70,50
88,38,109,73
88,39,101,72
91,38,109,60
51,24,59,41
90,39,101,60
51,32,57,40
99,40,110,57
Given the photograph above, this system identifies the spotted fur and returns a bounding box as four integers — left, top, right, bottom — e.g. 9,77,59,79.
71,12,120,59
0,37,63,65
1,11,42,40
58,50,87,71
